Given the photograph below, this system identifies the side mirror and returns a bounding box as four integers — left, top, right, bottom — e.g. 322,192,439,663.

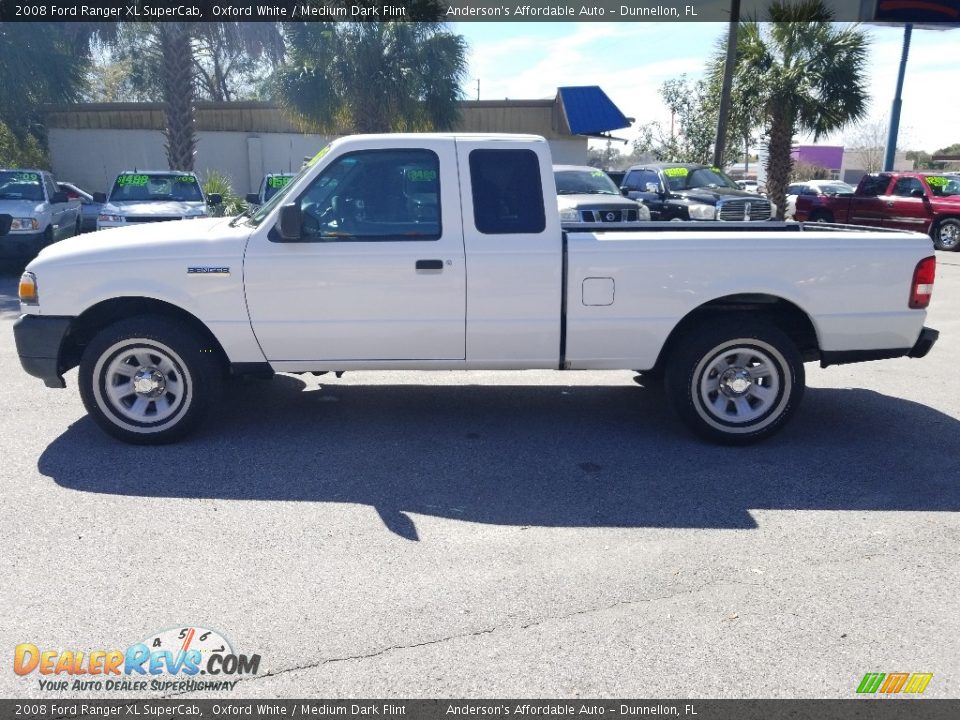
93,192,107,203
245,193,260,205
910,188,925,199
207,193,223,206
645,182,662,194
51,191,68,204
277,203,301,241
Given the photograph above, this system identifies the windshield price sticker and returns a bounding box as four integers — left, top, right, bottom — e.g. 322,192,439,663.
117,175,149,187
407,169,437,182
267,176,291,188
664,167,689,178
926,176,948,188
591,170,606,177
176,176,196,184
14,172,39,182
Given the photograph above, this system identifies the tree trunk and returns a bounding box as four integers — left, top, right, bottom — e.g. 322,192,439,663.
159,23,197,171
766,104,794,220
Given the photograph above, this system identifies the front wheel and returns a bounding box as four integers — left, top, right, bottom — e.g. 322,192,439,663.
664,319,804,445
932,218,960,251
79,316,223,444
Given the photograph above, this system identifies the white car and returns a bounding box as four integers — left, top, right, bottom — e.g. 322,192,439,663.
554,165,650,225
95,171,220,230
785,180,855,221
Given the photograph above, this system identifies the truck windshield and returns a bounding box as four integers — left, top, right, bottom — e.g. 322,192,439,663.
664,166,739,191
109,174,203,202
926,176,960,197
554,169,619,195
0,171,44,201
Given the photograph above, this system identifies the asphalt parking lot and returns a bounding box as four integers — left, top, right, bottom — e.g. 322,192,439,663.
1,252,958,700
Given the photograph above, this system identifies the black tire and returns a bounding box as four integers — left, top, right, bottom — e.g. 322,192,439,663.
809,210,833,223
664,318,805,445
79,316,223,444
932,218,960,252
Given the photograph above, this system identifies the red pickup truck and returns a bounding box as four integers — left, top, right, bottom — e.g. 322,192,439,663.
793,172,960,251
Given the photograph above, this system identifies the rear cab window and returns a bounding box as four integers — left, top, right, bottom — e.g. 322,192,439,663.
469,149,545,234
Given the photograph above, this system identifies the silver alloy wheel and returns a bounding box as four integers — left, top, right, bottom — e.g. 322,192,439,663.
92,339,193,432
693,341,790,432
938,221,959,250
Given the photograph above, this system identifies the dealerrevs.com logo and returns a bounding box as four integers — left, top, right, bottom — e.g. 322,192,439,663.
13,626,260,692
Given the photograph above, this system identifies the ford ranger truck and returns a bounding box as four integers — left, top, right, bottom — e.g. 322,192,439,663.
793,171,960,251
0,169,81,260
13,134,939,446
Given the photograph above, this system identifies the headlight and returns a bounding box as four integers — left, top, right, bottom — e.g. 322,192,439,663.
636,204,651,221
98,214,124,223
19,271,38,305
559,208,580,223
687,203,717,220
10,217,39,231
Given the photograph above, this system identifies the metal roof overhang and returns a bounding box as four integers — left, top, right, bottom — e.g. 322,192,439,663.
556,86,633,140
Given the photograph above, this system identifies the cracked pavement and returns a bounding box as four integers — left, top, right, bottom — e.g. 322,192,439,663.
1,252,959,699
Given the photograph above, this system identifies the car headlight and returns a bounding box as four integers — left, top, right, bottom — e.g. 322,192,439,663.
10,217,39,231
559,208,580,223
635,203,651,221
98,214,124,223
19,271,38,305
687,203,717,220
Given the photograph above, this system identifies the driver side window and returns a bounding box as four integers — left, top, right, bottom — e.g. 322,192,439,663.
298,149,441,241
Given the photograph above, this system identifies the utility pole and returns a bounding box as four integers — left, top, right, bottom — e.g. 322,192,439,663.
713,0,741,169
476,79,480,101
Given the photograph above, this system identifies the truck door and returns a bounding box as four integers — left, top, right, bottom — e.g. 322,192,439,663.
848,174,891,226
883,176,933,234
243,140,466,362
455,139,562,367
622,168,666,219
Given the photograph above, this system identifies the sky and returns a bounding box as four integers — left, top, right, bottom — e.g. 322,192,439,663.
452,21,959,155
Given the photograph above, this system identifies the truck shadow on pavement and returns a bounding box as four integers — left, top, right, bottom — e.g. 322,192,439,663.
39,376,960,540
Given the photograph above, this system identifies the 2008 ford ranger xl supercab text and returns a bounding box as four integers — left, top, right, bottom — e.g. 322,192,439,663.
13,134,940,445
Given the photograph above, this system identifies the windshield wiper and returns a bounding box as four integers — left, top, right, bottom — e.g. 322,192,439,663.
229,208,252,227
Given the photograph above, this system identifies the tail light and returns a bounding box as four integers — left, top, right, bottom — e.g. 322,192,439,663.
909,256,936,309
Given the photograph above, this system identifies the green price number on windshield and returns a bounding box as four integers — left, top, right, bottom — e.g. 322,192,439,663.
663,167,689,178
117,175,149,187
176,176,195,184
407,169,437,182
14,172,39,182
926,176,948,188
267,176,291,188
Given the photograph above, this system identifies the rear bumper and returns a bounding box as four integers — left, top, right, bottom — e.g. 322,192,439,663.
13,315,73,388
820,326,939,367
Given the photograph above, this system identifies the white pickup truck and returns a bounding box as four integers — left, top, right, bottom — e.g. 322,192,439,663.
14,134,939,445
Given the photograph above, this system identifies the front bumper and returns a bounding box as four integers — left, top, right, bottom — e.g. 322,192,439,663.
820,326,939,367
13,315,73,388
0,231,45,259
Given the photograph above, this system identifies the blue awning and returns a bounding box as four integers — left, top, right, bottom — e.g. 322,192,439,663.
557,86,632,137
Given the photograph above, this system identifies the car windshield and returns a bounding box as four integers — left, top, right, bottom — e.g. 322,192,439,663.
109,173,203,202
554,169,619,195
264,175,294,201
0,171,44,201
816,183,855,195
664,166,739,191
925,176,960,197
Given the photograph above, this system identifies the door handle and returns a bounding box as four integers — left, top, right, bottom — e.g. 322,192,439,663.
415,259,444,270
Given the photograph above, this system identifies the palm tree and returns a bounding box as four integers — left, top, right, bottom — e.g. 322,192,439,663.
274,22,468,134
727,0,869,217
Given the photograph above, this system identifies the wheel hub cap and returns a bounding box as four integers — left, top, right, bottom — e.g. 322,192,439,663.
719,367,753,396
133,367,166,397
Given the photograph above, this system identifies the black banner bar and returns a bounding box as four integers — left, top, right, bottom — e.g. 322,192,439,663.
1,0,959,23
2,700,960,720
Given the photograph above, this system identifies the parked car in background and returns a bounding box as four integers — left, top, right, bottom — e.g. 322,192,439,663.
605,170,626,187
0,169,80,260
94,171,221,231
792,172,960,251
554,165,650,226
246,172,296,208
621,163,775,221
735,179,766,195
784,180,855,221
57,182,102,233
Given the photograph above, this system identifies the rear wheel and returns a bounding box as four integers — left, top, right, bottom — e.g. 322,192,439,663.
79,316,223,444
933,218,960,251
665,319,804,444
809,210,833,223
